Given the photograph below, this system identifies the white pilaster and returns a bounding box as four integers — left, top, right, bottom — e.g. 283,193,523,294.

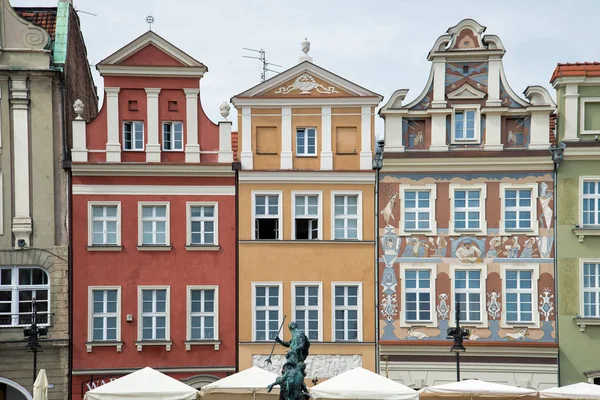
145,88,161,162
281,106,293,169
105,87,121,162
218,120,233,163
383,115,404,153
240,107,253,170
529,110,551,150
486,57,502,107
184,88,200,163
10,77,32,247
483,111,503,151
564,84,579,141
320,106,333,170
430,111,449,151
72,107,88,162
360,105,373,170
432,59,447,108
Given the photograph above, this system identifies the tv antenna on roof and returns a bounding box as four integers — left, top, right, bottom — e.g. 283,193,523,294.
242,47,281,83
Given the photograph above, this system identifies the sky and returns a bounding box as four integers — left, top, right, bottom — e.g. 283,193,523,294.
11,0,600,133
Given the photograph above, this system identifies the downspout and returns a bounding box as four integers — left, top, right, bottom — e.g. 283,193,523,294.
373,140,384,374
233,161,241,372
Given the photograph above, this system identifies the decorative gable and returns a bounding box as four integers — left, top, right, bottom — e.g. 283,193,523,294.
266,72,350,97
119,43,186,67
447,83,486,99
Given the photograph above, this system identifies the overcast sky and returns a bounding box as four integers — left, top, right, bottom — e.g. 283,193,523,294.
12,0,600,133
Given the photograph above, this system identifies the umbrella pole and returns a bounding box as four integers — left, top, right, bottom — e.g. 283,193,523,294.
253,389,256,400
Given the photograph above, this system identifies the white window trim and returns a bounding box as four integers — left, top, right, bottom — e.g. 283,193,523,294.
330,190,363,240
448,184,487,236
162,121,184,151
87,286,122,343
296,127,318,157
449,264,488,328
137,286,171,343
87,201,121,247
186,285,219,341
123,121,145,151
251,281,283,342
186,202,219,246
579,259,600,318
252,191,283,240
398,184,437,236
0,267,50,328
399,264,438,328
580,176,600,228
331,281,363,342
292,191,323,240
499,183,539,236
137,201,171,246
291,282,323,342
580,97,600,135
500,264,540,329
451,105,481,144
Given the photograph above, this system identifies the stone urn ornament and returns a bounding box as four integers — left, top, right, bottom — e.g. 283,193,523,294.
219,102,230,120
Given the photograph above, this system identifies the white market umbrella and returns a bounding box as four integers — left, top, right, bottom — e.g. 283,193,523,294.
200,366,279,400
33,369,48,400
85,367,199,400
540,382,600,399
420,380,537,398
310,367,418,400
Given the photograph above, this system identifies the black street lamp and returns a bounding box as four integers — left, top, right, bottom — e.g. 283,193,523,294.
372,139,384,374
447,300,469,382
24,298,47,384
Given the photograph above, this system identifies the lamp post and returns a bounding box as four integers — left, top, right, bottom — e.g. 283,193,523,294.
24,298,47,384
372,139,384,374
447,300,469,382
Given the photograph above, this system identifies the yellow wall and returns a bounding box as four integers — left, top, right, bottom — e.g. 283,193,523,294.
332,107,361,170
252,108,281,170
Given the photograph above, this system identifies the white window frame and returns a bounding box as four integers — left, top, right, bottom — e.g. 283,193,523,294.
296,127,317,156
331,282,363,342
499,183,539,236
331,191,363,240
500,264,540,328
186,202,219,246
137,286,170,341
162,121,184,151
580,97,600,135
449,264,488,328
292,191,323,240
398,184,437,236
451,105,480,144
580,177,600,228
138,202,170,246
399,264,438,327
0,267,50,327
449,184,487,236
580,259,600,318
87,201,121,247
186,285,219,341
87,286,121,342
123,121,144,151
252,191,283,240
291,282,323,342
251,282,283,342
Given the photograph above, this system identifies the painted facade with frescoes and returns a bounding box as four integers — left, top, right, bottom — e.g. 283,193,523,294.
378,19,558,389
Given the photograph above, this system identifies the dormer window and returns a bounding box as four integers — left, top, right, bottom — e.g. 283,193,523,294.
163,122,183,151
123,121,144,151
451,107,480,144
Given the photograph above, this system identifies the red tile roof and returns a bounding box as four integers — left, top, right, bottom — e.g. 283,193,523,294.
15,8,57,41
231,131,238,162
549,114,557,145
551,62,600,82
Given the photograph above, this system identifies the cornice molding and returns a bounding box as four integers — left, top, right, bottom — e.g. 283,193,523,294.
71,163,234,177
238,171,375,183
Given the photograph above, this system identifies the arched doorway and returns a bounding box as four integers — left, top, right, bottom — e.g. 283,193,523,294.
182,374,219,390
0,378,32,400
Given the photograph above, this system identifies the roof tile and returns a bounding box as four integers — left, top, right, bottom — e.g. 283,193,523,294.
15,8,57,41
551,62,600,82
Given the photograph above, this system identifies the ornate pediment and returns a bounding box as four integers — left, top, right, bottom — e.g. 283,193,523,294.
274,73,339,95
447,83,486,99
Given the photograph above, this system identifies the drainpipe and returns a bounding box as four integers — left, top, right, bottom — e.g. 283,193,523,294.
372,140,384,374
233,161,241,372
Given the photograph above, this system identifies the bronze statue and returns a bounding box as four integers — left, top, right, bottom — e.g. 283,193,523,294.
267,321,311,400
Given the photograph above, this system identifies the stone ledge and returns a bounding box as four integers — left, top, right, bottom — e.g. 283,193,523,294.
184,340,220,351
573,228,600,243
86,341,123,352
574,317,600,332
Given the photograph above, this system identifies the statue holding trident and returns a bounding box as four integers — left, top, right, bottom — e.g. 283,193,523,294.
267,321,311,400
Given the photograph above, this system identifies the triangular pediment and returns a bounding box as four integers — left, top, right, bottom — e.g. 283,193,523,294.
447,83,486,99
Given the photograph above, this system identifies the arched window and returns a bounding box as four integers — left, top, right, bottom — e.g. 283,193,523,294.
0,267,50,327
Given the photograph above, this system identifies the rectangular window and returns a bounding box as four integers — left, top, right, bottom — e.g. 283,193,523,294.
296,128,317,156
583,180,600,227
188,287,217,340
254,194,281,240
405,270,432,322
333,194,360,240
163,122,183,151
91,289,119,341
454,110,476,141
140,203,169,245
505,270,533,323
404,190,431,231
123,121,144,151
0,267,49,327
582,99,600,134
333,284,361,341
454,190,481,231
504,189,533,231
454,270,482,323
140,289,168,340
294,285,320,341
583,262,600,317
294,194,320,240
188,204,217,245
90,205,119,245
254,284,281,341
